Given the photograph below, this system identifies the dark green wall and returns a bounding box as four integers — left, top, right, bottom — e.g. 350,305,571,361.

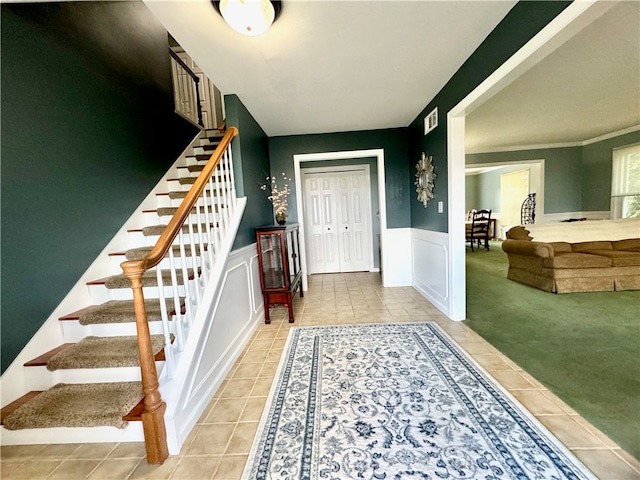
582,131,640,211
268,129,411,229
0,2,199,373
409,1,571,232
467,147,583,214
224,95,274,249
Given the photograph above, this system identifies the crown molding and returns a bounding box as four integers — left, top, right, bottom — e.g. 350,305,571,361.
467,124,640,155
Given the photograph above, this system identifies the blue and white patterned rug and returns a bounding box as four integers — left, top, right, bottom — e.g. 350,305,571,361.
243,323,596,480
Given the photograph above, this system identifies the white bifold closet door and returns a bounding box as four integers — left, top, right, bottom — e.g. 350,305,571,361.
304,168,372,274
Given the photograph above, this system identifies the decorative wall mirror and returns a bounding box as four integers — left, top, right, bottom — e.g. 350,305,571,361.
415,152,436,207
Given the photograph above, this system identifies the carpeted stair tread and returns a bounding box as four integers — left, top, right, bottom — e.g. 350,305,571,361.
168,190,202,200
24,344,74,366
190,154,228,163
141,223,214,236
125,245,203,260
178,174,226,185
2,382,144,430
201,143,221,152
156,205,221,217
79,298,184,324
169,190,222,200
46,335,165,370
1,392,43,425
179,176,197,185
103,268,197,289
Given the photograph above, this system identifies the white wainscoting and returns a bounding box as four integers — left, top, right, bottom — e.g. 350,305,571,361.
163,242,263,454
411,229,451,317
542,211,611,222
382,228,412,287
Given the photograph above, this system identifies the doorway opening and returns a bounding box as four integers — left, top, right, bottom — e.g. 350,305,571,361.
446,2,611,320
293,149,388,291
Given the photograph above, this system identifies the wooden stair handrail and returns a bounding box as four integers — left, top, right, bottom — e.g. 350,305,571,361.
120,126,238,464
122,127,238,275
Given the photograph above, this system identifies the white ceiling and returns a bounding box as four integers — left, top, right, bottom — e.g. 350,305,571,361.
146,0,639,148
465,1,640,153
145,0,517,136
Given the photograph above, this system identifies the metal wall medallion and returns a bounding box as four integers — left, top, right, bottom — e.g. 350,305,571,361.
415,152,436,207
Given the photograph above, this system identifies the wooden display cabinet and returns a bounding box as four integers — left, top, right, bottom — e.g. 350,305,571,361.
255,223,303,323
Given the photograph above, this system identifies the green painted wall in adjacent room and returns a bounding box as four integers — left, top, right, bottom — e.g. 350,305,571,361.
465,175,479,213
581,131,640,212
224,95,275,249
0,2,199,373
408,1,571,232
466,130,640,216
467,147,583,214
268,129,411,229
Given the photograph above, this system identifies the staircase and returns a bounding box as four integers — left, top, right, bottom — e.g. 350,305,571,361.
0,127,247,463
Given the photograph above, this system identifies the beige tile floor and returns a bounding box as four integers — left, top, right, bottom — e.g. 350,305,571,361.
1,273,639,479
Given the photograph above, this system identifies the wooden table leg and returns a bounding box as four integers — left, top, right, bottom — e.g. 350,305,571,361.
263,294,270,324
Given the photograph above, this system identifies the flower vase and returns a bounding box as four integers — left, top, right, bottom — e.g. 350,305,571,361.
275,212,287,225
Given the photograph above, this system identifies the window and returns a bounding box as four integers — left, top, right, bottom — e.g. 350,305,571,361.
611,143,640,219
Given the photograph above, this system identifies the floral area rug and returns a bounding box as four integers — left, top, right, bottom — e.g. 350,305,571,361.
243,323,596,480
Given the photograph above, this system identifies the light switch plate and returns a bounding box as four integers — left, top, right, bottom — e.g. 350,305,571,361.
438,201,443,213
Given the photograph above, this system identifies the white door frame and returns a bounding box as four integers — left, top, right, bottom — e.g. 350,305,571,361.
447,0,613,320
294,149,386,291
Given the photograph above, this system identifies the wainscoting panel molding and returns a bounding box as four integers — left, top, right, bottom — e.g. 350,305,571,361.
164,243,263,454
411,229,450,316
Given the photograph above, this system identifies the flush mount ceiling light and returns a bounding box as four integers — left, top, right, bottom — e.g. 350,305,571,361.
213,0,282,37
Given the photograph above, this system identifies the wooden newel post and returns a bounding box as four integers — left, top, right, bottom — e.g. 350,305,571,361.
122,261,169,465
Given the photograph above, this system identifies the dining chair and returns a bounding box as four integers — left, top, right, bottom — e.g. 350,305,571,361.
466,209,492,251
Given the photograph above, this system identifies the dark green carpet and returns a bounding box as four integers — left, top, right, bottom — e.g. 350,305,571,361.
464,241,640,460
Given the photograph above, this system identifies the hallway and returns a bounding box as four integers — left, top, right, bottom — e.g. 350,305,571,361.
1,273,637,479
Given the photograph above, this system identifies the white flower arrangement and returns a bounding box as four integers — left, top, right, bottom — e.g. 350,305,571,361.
261,172,291,216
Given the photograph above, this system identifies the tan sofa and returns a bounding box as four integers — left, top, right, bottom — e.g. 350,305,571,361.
502,219,640,293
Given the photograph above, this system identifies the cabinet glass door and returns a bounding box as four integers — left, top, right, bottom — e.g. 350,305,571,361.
260,233,285,289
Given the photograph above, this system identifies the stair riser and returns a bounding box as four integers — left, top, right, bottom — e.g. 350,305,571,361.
142,209,227,225
1,423,145,446
191,147,220,157
110,255,203,272
24,364,165,391
155,195,225,209
87,284,191,303
126,231,219,248
61,320,167,343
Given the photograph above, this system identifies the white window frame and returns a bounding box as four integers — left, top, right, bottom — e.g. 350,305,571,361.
610,143,640,219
